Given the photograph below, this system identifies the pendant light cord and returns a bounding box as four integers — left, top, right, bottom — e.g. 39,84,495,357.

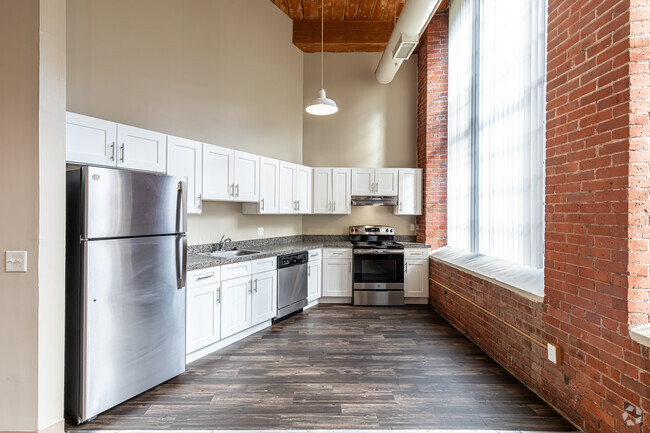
321,0,324,90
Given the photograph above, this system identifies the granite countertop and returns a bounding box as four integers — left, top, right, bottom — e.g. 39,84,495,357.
187,238,431,271
187,241,353,271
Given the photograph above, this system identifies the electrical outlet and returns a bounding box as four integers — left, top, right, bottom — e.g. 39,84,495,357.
5,251,27,272
410,224,415,232
257,227,264,236
547,342,561,365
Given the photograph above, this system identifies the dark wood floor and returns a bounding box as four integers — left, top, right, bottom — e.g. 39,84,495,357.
69,305,576,431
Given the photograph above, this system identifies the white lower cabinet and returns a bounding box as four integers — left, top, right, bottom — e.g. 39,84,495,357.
322,249,352,297
221,275,252,339
404,249,429,299
251,270,277,325
186,267,221,354
307,249,322,302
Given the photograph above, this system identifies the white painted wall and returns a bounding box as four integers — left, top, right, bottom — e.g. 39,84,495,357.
0,1,66,432
302,53,418,235
66,0,304,244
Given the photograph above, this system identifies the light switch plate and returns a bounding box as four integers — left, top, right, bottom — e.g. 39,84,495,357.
258,227,264,236
410,224,415,232
6,251,27,272
547,342,561,365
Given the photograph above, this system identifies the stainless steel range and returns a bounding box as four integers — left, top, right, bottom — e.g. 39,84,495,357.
350,225,404,306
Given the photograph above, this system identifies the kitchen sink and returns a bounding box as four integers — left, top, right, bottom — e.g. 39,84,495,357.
199,249,261,258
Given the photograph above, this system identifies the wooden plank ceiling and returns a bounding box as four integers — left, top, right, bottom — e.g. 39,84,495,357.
270,0,449,52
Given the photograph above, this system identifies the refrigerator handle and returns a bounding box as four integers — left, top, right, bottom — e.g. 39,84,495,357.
176,180,186,234
176,235,187,290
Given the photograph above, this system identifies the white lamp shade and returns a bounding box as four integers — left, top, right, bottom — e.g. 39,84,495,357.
305,88,338,116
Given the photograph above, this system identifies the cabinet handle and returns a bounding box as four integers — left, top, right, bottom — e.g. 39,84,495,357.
110,142,115,161
375,182,378,192
254,279,258,293
308,265,311,277
248,281,252,294
405,263,408,274
236,184,240,197
196,273,213,281
197,194,202,209
120,143,125,162
298,199,300,210
399,202,402,212
230,183,234,197
216,286,220,305
349,262,352,272
333,201,336,212
261,198,265,211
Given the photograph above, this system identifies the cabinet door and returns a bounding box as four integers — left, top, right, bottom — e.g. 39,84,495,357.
251,270,277,326
221,276,252,339
332,168,352,214
312,168,332,214
307,260,322,302
203,144,235,201
258,157,280,214
405,260,429,297
233,151,260,202
322,259,352,297
186,283,220,353
376,169,399,196
395,169,423,215
167,136,202,214
116,124,166,173
278,162,296,214
351,168,375,196
295,165,312,214
66,112,117,167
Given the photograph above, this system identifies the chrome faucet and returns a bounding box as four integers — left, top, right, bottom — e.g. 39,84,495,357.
216,235,232,251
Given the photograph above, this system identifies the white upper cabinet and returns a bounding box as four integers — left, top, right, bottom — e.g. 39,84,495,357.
375,169,399,196
242,157,280,215
352,168,398,196
332,168,352,214
116,124,167,173
296,165,312,214
279,162,312,214
314,168,351,214
167,136,202,214
203,144,235,201
66,112,117,167
233,151,260,202
278,162,297,214
351,168,375,196
312,168,332,214
395,168,423,215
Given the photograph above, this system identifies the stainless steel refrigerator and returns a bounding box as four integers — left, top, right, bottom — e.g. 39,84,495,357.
65,166,187,424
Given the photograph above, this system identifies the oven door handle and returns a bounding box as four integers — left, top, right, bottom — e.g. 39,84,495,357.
353,249,404,254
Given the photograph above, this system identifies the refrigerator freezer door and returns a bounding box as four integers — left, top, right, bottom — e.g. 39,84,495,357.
84,166,186,239
82,234,186,421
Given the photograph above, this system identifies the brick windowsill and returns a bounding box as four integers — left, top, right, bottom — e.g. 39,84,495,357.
430,246,544,303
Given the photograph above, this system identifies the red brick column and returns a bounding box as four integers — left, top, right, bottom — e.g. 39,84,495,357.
416,12,448,249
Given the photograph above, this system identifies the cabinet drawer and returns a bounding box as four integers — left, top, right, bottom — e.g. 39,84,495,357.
222,260,252,280
324,248,352,259
252,256,277,274
405,248,429,259
187,267,220,289
308,249,322,261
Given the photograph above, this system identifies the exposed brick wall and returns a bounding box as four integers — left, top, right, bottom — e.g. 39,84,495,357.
416,13,448,248
423,1,650,432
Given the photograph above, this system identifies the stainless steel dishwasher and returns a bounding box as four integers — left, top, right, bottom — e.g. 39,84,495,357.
275,251,308,322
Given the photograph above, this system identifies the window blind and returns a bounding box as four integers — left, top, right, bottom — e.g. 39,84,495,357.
447,0,546,269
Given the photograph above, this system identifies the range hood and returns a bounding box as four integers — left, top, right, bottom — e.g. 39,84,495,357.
351,196,398,206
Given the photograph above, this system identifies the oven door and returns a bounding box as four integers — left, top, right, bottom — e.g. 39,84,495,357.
353,250,404,284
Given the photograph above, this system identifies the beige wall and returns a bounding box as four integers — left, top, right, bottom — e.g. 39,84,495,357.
302,53,418,235
0,0,66,431
66,0,304,244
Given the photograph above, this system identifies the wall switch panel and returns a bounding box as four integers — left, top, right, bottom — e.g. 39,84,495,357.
547,342,561,365
410,224,415,232
5,251,27,272
257,227,264,236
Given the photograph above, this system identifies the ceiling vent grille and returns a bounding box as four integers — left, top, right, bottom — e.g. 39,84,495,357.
392,34,418,60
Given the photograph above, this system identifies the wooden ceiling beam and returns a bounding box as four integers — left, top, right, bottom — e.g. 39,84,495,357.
287,0,304,19
293,20,394,52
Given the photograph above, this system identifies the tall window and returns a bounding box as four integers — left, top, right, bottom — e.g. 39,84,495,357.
447,0,546,269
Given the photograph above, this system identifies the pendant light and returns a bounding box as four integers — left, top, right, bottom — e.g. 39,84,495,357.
305,0,338,116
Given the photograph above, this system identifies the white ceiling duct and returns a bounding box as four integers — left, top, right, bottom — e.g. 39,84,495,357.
375,0,444,84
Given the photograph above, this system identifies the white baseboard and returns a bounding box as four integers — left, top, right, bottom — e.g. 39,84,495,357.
186,320,272,364
305,299,319,309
